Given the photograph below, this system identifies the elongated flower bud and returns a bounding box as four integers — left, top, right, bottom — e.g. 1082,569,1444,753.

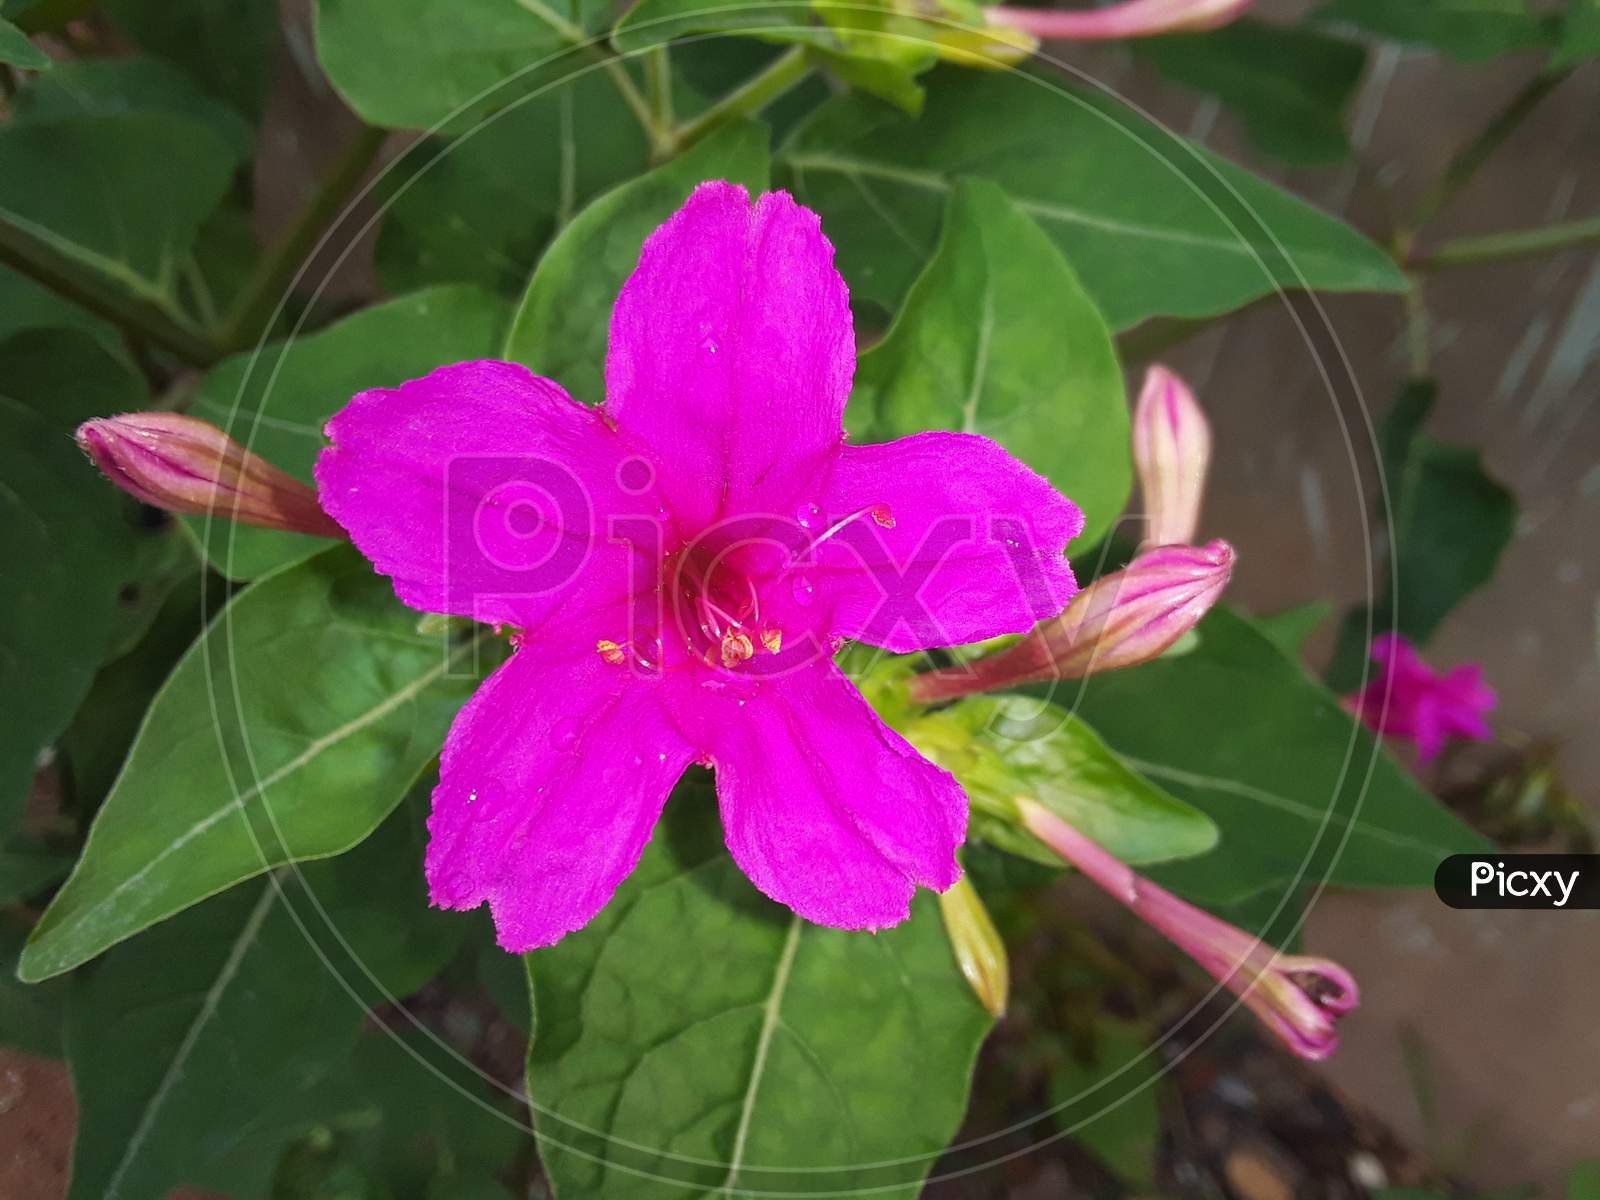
984,0,1251,41
1133,365,1212,548
77,413,343,538
938,875,1010,1017
1017,800,1357,1060
910,540,1234,703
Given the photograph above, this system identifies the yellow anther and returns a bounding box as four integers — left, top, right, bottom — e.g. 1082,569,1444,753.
596,639,626,666
761,628,783,654
871,504,896,529
720,630,755,668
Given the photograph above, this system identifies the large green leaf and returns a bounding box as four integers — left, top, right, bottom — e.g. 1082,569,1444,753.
376,70,650,297
0,12,46,67
19,546,490,982
186,284,512,580
1326,381,1517,688
853,178,1129,549
503,120,770,402
779,68,1407,330
101,0,278,118
0,330,177,833
12,57,253,163
1555,0,1600,65
314,0,612,130
1135,20,1368,166
0,104,235,310
903,692,1217,870
1070,607,1490,905
526,780,992,1198
1315,0,1555,60
62,796,463,1200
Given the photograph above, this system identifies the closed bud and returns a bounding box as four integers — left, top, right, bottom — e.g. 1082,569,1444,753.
1133,364,1212,548
938,875,1010,1018
910,540,1234,703
1016,799,1358,1061
76,413,343,538
984,0,1251,41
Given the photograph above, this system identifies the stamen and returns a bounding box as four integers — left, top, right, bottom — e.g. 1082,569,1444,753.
720,630,754,668
761,627,783,654
596,639,627,666
807,502,895,551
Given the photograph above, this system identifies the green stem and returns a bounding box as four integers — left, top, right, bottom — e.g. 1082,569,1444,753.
214,123,388,355
0,217,215,364
1413,214,1600,271
513,0,668,156
667,46,810,155
1405,68,1570,236
1402,273,1429,378
646,45,674,135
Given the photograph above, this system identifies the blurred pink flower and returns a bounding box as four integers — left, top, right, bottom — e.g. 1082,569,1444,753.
1347,632,1496,763
317,182,1085,951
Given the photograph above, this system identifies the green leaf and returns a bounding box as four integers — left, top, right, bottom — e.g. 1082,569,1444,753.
12,57,253,163
0,263,121,351
1255,599,1332,657
1326,381,1516,687
1316,0,1555,60
61,569,224,817
0,107,235,312
527,779,992,1198
314,0,610,130
101,0,278,118
853,177,1129,549
503,120,770,402
19,546,491,982
0,838,73,905
1388,439,1516,643
62,796,463,1200
903,693,1217,869
0,330,175,833
1071,607,1490,905
1049,1020,1162,1187
779,68,1407,330
613,0,835,54
1568,1161,1600,1200
1555,0,1600,65
0,12,47,67
1135,20,1367,166
375,71,650,297
186,284,512,580
0,920,67,1056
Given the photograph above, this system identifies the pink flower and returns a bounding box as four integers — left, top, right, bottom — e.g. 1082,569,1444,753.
1018,800,1358,1061
316,183,1084,951
1346,633,1496,763
985,0,1252,42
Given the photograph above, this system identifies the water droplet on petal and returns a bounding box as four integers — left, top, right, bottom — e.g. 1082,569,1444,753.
796,502,822,530
790,574,815,606
698,333,721,364
552,717,581,751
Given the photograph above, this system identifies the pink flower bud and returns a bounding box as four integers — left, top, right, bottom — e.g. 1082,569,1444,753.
910,540,1234,703
1018,800,1358,1060
76,413,344,538
984,0,1252,41
1133,365,1212,548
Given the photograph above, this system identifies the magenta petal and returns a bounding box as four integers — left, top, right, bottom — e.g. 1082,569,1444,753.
426,639,695,952
317,360,652,629
808,432,1083,652
605,182,854,531
698,663,966,929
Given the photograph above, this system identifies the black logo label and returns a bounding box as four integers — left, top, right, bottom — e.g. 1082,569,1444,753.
1434,855,1600,910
